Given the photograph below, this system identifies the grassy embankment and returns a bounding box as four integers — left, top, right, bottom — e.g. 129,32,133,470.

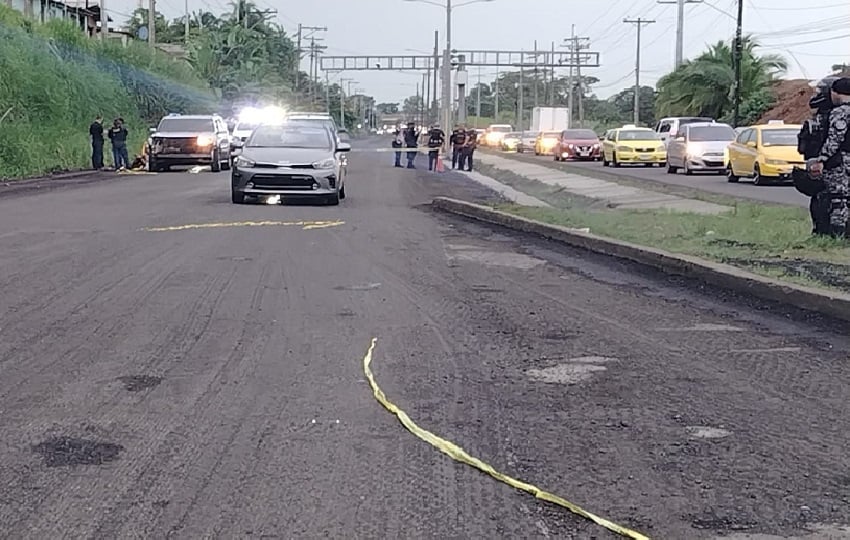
474,160,850,291
0,6,216,179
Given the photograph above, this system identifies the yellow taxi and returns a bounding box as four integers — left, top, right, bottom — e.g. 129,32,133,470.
601,125,666,167
726,121,805,185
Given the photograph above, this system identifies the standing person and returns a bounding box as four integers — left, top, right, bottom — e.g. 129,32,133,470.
427,124,445,171
450,125,466,169
89,115,104,170
403,121,419,169
811,77,850,238
392,127,404,168
461,128,478,172
796,76,837,235
108,118,129,170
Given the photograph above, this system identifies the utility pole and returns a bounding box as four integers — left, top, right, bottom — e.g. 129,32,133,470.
567,25,574,127
657,0,702,67
476,66,481,125
494,66,500,121
147,0,155,46
733,0,744,127
183,0,189,42
295,25,327,109
308,38,327,108
564,31,591,127
549,41,555,106
99,0,106,40
432,30,439,125
340,78,353,130
518,67,524,130
624,18,655,125
424,71,431,124
533,40,539,108
325,71,330,114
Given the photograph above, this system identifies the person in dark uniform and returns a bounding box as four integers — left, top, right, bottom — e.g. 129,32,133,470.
796,76,838,235
427,124,445,171
450,125,466,169
89,115,104,170
403,121,420,169
108,117,129,170
461,128,478,172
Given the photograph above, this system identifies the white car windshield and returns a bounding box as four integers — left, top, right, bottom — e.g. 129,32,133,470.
247,126,333,149
761,129,798,147
618,130,662,141
688,126,735,142
158,118,214,132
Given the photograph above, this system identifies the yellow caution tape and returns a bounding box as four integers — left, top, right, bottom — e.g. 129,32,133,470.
362,337,650,540
142,220,345,232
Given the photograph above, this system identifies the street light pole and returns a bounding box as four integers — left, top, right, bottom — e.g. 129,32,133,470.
442,0,452,143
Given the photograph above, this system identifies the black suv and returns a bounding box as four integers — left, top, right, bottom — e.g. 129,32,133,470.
147,114,232,172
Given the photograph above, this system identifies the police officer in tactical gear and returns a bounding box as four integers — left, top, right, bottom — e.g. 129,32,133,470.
450,125,466,169
426,124,445,171
810,77,850,238
796,76,838,235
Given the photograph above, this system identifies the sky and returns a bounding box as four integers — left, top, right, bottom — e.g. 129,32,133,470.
108,0,850,103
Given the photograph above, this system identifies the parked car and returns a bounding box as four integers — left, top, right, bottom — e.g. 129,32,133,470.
726,122,805,185
230,123,350,205
655,116,715,146
147,114,232,172
601,125,666,167
534,131,561,156
517,132,538,153
553,129,602,161
666,122,736,175
500,132,522,151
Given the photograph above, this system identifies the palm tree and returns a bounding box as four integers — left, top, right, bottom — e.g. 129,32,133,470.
655,36,787,120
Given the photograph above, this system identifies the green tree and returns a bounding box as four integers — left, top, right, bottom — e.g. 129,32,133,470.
611,86,657,126
655,36,787,121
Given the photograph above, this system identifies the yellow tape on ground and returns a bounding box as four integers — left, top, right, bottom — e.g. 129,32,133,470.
142,220,344,232
362,338,650,540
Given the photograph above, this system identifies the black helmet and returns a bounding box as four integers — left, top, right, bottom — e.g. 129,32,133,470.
810,75,839,109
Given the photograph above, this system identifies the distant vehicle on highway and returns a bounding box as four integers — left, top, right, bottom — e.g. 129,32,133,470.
553,129,602,162
147,114,232,173
665,122,736,175
516,131,539,153
500,132,522,151
484,124,513,147
726,122,804,185
534,131,561,156
230,124,350,205
601,125,666,167
655,116,715,145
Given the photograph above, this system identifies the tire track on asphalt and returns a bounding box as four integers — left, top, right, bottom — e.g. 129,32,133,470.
14,259,241,537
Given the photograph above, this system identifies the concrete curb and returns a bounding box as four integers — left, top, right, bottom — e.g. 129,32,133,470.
432,196,850,322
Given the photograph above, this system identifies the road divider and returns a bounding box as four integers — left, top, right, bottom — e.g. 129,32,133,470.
361,337,650,540
141,220,344,232
432,197,850,322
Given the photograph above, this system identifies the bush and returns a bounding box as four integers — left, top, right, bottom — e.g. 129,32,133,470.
0,6,216,178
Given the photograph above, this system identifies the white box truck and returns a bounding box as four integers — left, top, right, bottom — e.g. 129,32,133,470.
531,107,570,133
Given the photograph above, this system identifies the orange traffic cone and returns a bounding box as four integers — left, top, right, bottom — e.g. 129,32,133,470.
435,156,445,173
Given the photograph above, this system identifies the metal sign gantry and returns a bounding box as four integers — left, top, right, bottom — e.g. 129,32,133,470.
320,49,601,71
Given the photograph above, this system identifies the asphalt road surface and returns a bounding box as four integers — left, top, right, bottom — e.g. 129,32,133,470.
2,137,849,539
507,150,810,207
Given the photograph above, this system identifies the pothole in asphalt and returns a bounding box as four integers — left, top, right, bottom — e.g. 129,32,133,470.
31,436,124,467
450,250,545,270
657,323,745,332
527,356,617,385
117,375,163,392
686,426,732,439
334,283,381,291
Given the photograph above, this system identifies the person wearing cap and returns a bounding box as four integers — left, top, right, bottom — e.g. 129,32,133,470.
460,128,478,172
810,77,850,237
797,76,838,235
426,124,445,171
403,121,420,169
450,125,466,169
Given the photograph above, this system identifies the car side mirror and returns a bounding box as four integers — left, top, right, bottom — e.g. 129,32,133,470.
337,142,352,152
149,127,157,133
231,139,244,149
675,136,685,142
338,128,348,135
746,141,757,148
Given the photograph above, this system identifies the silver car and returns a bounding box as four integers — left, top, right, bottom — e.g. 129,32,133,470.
666,122,735,175
516,131,539,153
230,124,350,205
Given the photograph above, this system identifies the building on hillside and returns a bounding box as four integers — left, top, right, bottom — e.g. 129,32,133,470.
6,0,99,31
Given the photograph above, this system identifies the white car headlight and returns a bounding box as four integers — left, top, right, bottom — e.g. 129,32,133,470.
235,156,255,168
197,134,215,147
312,158,336,169
765,159,787,166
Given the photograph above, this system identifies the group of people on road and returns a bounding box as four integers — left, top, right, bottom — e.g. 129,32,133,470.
89,116,130,171
391,122,479,172
798,76,850,238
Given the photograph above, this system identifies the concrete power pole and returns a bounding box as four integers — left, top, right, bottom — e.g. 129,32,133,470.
99,0,106,40
567,25,574,127
432,30,439,125
564,32,591,127
624,18,655,125
148,0,155,46
295,25,327,109
184,0,189,42
733,0,744,127
658,0,703,68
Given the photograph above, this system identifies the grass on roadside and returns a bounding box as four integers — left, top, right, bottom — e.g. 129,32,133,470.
472,163,850,291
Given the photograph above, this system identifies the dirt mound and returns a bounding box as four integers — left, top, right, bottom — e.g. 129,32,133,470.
756,79,814,124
